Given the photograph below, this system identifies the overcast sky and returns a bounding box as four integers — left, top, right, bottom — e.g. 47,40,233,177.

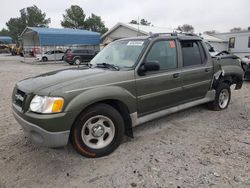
1,0,249,33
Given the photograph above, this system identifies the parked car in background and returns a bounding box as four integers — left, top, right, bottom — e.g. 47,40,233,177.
36,50,65,62
63,49,97,65
241,55,250,79
30,48,41,57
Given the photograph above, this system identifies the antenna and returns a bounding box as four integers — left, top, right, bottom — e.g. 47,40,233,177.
137,17,140,36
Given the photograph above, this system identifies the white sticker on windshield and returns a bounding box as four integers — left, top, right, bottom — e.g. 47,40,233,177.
127,41,144,46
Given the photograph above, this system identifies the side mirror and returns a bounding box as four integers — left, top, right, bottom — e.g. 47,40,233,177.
138,60,160,76
209,47,215,52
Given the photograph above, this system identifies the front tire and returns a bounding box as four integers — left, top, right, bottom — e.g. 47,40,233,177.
70,104,124,158
208,82,231,111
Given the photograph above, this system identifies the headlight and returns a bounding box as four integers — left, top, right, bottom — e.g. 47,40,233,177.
30,95,64,113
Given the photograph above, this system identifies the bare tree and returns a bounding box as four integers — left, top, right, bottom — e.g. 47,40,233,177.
203,30,217,35
177,24,194,33
230,27,242,33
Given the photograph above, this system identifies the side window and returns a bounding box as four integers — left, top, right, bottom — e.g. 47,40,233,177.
146,40,177,70
205,42,215,52
181,41,203,67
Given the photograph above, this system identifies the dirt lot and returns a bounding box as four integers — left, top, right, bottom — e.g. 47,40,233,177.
0,54,249,188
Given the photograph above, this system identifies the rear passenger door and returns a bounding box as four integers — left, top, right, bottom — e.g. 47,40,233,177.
179,40,213,102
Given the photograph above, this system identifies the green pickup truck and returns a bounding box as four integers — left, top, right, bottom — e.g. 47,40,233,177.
12,33,244,158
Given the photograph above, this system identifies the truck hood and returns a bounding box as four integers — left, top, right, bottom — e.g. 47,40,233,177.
16,67,108,93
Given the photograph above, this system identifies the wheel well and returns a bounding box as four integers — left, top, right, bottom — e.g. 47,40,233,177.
214,75,243,90
100,100,133,138
72,100,134,138
73,56,81,61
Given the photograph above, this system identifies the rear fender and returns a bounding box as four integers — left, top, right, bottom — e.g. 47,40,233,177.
212,64,243,90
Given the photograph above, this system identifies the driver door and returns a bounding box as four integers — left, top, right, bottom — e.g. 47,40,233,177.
135,39,184,116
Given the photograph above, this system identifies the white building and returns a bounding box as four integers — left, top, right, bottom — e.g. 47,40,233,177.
101,22,176,45
212,31,250,58
101,22,227,52
200,34,228,52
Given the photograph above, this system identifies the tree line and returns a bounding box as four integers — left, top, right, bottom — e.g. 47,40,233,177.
0,5,108,42
1,4,249,43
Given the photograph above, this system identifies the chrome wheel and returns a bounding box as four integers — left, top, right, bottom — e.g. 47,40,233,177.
218,89,229,109
81,115,115,149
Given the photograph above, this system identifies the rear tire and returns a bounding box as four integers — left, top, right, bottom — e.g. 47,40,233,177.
70,103,124,158
42,57,48,62
74,58,81,65
208,82,231,111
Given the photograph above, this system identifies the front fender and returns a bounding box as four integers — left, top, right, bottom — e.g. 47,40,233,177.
64,86,137,113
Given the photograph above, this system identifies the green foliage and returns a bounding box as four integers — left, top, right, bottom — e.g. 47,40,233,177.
6,18,25,42
129,19,151,26
61,5,86,29
140,19,151,26
177,24,194,33
6,5,50,42
25,6,51,27
230,27,242,33
203,30,217,35
129,20,138,24
0,28,10,36
85,14,108,34
61,6,108,34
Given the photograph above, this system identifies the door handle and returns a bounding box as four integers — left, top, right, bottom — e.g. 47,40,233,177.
173,73,180,78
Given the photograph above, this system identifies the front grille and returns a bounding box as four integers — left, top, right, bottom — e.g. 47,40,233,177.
13,89,26,110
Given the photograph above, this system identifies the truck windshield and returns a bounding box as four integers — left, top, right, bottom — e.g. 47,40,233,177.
91,40,147,68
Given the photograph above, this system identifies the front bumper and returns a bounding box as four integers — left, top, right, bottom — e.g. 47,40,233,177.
13,110,70,147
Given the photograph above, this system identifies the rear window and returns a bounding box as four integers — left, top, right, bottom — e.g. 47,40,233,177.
73,49,88,53
87,50,94,54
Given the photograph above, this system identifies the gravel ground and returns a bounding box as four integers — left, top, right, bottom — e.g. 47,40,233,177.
0,54,249,188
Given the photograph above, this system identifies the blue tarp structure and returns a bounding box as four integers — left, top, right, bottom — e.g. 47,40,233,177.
0,36,13,44
21,27,100,46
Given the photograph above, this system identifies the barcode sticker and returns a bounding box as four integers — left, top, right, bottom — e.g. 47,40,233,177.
127,41,144,46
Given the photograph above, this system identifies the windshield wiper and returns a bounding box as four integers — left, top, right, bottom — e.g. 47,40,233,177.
96,63,120,71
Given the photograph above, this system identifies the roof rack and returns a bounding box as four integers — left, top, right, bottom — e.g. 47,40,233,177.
149,32,199,38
